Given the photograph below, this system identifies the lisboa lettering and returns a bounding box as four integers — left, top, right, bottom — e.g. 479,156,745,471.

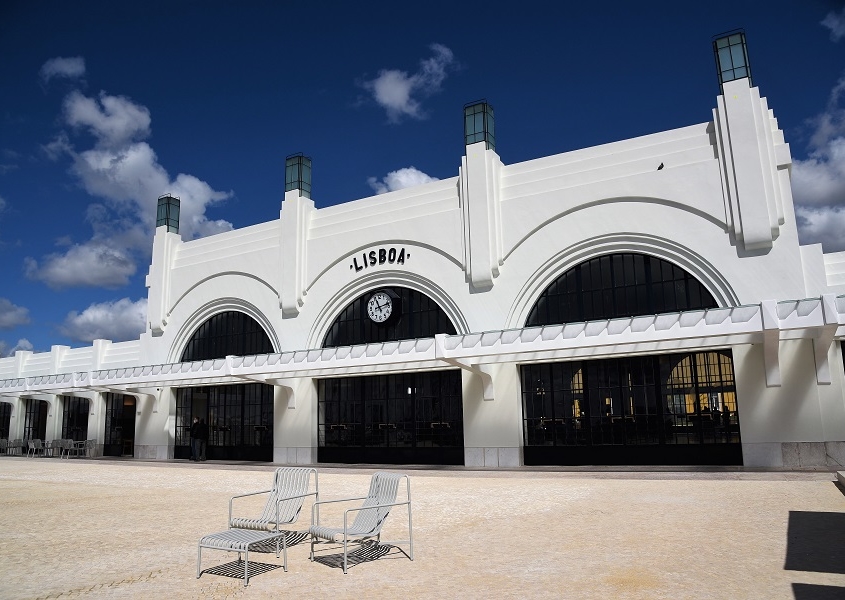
350,247,409,272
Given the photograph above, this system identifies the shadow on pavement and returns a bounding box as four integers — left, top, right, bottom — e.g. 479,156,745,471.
784,509,845,574
310,541,400,571
792,583,845,599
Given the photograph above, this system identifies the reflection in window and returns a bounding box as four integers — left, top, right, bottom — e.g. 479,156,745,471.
521,350,739,449
526,253,717,327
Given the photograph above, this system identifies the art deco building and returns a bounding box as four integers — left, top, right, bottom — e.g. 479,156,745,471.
2,33,844,468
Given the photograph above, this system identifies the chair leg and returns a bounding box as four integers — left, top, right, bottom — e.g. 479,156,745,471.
197,545,202,579
408,505,414,560
282,533,288,572
343,536,348,575
244,548,249,587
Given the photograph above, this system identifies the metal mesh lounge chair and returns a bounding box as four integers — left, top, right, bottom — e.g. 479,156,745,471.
308,471,413,574
197,467,319,586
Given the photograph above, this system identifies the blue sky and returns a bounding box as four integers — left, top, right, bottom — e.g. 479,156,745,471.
1,0,844,356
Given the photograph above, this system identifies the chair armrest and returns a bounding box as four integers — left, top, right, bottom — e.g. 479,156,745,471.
342,501,412,535
272,490,319,527
310,496,368,525
229,489,271,526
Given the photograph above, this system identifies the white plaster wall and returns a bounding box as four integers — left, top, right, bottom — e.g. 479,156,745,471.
462,365,523,457
821,342,845,441
734,340,826,443
273,377,318,464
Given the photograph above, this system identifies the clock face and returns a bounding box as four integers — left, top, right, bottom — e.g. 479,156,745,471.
367,291,393,323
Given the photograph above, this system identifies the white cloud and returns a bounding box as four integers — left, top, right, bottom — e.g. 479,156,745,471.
40,56,86,83
821,7,845,42
29,75,233,289
367,166,438,194
362,44,455,122
64,91,151,148
59,297,147,342
24,243,136,289
0,338,33,358
791,137,845,206
796,205,845,252
0,298,30,329
791,74,845,252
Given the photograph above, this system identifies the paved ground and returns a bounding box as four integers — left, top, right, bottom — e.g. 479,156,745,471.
0,458,844,600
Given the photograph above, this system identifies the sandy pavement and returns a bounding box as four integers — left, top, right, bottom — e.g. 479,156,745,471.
0,458,843,599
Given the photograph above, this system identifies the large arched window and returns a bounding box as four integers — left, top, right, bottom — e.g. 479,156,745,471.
176,311,275,461
180,311,274,361
526,253,717,327
323,287,456,348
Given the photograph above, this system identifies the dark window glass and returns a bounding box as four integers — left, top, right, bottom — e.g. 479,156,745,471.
318,371,463,452
180,311,274,362
61,396,89,442
104,393,136,456
0,402,11,438
521,350,739,450
22,399,48,440
175,383,273,458
323,287,457,348
526,253,717,327
175,311,274,460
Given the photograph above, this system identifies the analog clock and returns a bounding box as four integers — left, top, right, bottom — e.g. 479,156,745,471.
366,291,393,323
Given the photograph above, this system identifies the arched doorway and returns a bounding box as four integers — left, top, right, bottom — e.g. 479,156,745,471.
174,310,275,461
520,253,741,465
319,286,464,465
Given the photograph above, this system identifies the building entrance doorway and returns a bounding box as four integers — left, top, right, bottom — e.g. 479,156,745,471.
0,402,11,439
521,350,742,465
318,370,464,465
104,394,136,457
23,399,48,440
61,396,90,442
176,384,273,461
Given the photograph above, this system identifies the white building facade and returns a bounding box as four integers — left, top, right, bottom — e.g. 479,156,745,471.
2,34,845,468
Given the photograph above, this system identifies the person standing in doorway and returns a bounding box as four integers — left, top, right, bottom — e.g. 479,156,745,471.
198,418,209,461
190,417,200,461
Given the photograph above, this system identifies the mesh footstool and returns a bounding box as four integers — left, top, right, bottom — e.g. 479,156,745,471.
197,528,292,586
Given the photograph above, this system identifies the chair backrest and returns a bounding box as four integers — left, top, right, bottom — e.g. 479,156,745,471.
350,471,404,537
233,467,317,531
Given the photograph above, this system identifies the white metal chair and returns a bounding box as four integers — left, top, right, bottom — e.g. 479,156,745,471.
197,467,319,586
308,471,413,574
26,439,45,458
8,439,23,456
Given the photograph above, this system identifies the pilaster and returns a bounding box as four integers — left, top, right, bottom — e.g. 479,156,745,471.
460,143,503,290
280,190,315,317
146,226,182,335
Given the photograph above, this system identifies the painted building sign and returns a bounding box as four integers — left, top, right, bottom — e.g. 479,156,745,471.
350,247,409,273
